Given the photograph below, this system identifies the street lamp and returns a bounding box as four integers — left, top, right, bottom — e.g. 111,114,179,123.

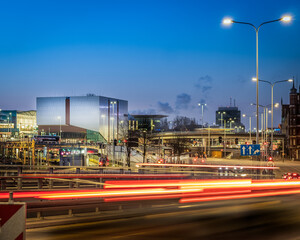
7,116,10,138
198,103,207,154
57,116,61,138
223,15,292,149
252,77,293,157
251,103,279,157
223,119,226,158
242,114,253,143
110,101,117,164
101,114,106,140
110,101,117,141
218,111,226,128
198,103,207,126
8,113,12,138
230,120,234,129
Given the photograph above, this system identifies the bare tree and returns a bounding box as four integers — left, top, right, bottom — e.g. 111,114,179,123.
159,118,169,132
169,135,189,163
173,116,197,131
141,130,152,163
118,120,131,167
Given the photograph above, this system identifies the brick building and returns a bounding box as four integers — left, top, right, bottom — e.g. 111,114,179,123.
281,82,300,160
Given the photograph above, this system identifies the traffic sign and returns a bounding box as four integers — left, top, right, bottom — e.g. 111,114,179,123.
0,202,26,240
240,144,260,156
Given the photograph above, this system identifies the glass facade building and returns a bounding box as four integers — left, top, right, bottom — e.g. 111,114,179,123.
216,107,245,132
37,96,128,143
0,110,37,138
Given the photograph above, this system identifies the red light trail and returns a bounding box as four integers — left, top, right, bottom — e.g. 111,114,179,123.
2,179,300,204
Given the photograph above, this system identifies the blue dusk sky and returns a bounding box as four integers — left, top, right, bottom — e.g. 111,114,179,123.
0,0,299,129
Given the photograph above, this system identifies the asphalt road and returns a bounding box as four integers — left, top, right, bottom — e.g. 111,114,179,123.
208,157,300,178
27,194,300,240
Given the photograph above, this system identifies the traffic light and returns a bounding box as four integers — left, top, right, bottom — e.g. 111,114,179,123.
219,136,222,143
113,139,117,146
235,138,238,144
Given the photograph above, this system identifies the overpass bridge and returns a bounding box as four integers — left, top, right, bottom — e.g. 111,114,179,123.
148,128,286,159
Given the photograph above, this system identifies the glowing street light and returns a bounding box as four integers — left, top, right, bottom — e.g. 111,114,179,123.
252,78,293,157
198,103,207,126
57,116,61,138
243,114,253,142
223,15,293,149
281,15,292,22
222,18,233,25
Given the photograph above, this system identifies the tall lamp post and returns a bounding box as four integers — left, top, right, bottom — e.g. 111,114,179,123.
110,101,117,165
223,15,292,147
223,120,227,158
252,78,293,157
218,111,226,128
198,103,207,126
6,112,12,138
7,116,10,138
198,103,207,154
242,114,253,143
229,119,234,129
57,116,61,138
251,103,279,157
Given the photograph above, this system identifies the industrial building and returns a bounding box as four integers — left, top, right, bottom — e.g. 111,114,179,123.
37,95,128,143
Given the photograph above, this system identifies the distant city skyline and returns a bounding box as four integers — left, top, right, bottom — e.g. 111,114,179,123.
0,0,299,130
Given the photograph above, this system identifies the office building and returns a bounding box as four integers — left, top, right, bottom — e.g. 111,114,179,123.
129,114,167,132
0,110,37,138
216,106,245,132
37,95,128,143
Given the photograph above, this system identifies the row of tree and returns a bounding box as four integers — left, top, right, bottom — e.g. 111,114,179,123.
160,116,198,132
118,116,200,167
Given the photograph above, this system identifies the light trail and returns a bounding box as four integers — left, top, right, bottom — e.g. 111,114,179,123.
136,163,279,170
104,190,252,202
104,179,253,189
2,179,300,204
180,188,300,203
19,173,187,179
37,187,203,200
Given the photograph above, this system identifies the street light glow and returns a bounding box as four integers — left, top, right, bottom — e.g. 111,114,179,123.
288,79,293,82
252,77,257,82
281,15,292,22
224,15,292,147
223,18,233,25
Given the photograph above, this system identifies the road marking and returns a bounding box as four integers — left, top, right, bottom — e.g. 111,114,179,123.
178,205,194,208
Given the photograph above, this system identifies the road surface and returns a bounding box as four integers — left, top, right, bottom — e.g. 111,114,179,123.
27,194,300,240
